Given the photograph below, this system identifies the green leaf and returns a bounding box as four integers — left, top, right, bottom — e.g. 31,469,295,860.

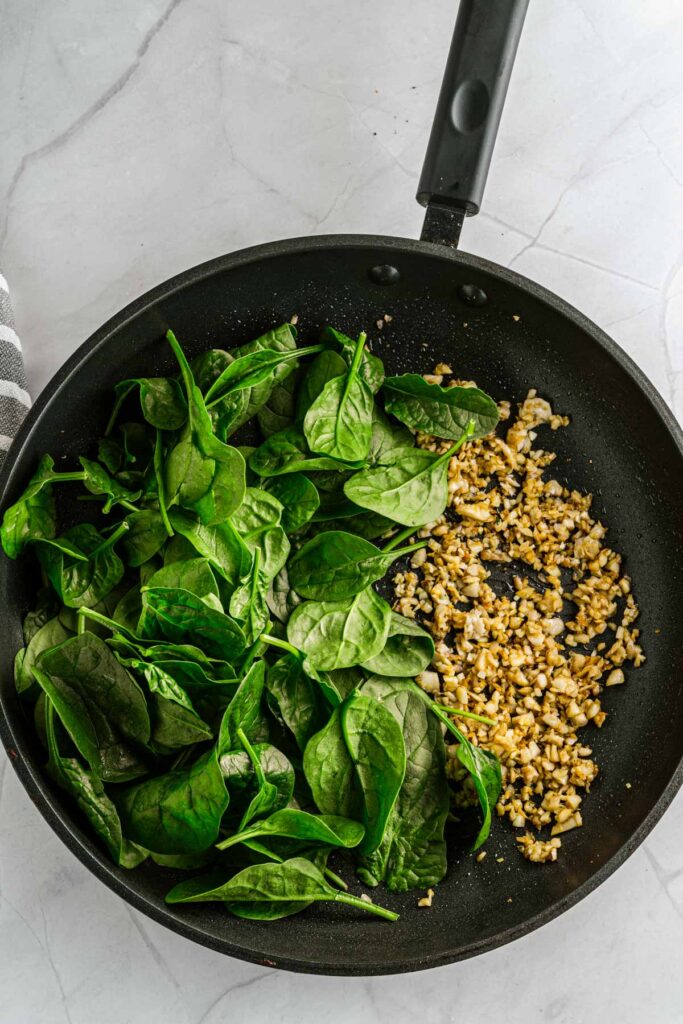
304,697,405,858
303,333,374,463
78,457,142,514
164,330,246,524
217,661,267,754
168,510,251,587
322,326,385,394
219,742,294,823
249,426,365,477
257,367,298,438
0,454,80,558
165,855,399,921
266,564,302,625
140,586,246,661
288,530,424,601
107,377,187,433
37,522,127,608
383,373,499,439
265,653,326,751
295,349,347,423
410,683,502,850
208,324,299,437
35,633,150,782
265,474,320,533
45,700,146,868
228,549,270,646
15,616,72,696
114,748,228,855
369,406,413,464
204,345,321,405
360,612,434,677
287,588,392,671
119,510,168,567
357,677,448,891
145,558,222,610
148,692,213,750
343,447,450,528
217,809,364,852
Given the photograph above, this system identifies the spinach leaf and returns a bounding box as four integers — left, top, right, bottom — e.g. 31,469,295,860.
140,586,246,661
164,330,246,524
383,373,499,439
257,367,298,438
148,692,213,750
35,634,150,782
119,510,168,567
1,455,83,558
265,653,326,751
145,558,222,610
250,426,365,477
266,564,302,624
303,332,374,462
360,612,434,677
265,474,320,533
288,530,424,601
357,677,448,891
230,486,282,538
45,700,146,868
217,809,364,852
322,326,385,394
287,588,391,671
303,694,406,856
295,349,347,423
78,457,142,514
217,661,268,753
36,521,128,608
228,549,270,645
343,423,474,527
22,588,60,644
219,742,294,822
15,616,72,696
113,652,195,710
114,748,228,855
204,344,321,405
169,510,251,587
369,406,413,463
106,377,187,434
165,855,398,920
410,683,502,849
208,324,299,437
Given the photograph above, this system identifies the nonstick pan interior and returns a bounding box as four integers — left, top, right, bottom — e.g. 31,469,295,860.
2,235,682,975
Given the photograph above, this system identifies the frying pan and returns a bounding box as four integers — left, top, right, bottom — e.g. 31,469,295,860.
1,0,683,976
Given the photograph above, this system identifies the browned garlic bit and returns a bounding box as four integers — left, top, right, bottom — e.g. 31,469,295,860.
392,380,644,863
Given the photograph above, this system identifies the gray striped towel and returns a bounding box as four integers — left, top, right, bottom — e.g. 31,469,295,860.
0,272,30,467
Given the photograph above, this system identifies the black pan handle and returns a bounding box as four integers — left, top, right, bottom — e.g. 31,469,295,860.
417,0,529,247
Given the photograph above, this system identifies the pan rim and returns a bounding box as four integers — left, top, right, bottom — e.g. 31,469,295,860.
1,232,682,976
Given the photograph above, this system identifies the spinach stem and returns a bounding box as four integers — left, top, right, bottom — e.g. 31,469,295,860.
333,892,399,922
215,827,258,852
434,418,476,467
259,634,301,659
154,430,174,537
90,520,130,556
104,382,135,436
77,612,86,635
322,866,348,891
52,471,87,484
236,727,267,789
349,332,368,378
383,525,421,551
119,499,140,514
436,705,497,726
77,606,132,636
385,540,427,560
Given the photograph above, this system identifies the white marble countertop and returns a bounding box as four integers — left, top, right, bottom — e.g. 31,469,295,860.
2,0,683,1020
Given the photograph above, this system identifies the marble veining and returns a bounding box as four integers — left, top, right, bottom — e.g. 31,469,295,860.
1,0,682,1019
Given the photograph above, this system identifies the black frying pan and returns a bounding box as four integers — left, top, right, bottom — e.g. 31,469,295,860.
1,0,682,976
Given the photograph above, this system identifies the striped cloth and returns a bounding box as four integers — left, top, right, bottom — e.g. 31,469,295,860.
0,273,30,467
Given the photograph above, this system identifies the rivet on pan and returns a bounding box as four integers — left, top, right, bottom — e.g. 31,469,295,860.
369,265,401,285
458,283,487,306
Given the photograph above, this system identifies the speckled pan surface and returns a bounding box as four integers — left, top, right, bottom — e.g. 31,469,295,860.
1,234,682,975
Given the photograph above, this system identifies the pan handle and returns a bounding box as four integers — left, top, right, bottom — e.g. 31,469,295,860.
417,0,529,247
